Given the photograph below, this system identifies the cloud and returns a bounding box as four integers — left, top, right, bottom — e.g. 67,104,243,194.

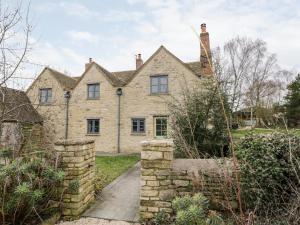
66,31,99,43
58,2,97,17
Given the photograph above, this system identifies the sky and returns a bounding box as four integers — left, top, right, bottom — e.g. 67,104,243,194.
10,0,300,89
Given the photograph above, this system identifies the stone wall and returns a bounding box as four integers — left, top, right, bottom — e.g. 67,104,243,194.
140,139,237,220
0,121,44,156
54,139,95,219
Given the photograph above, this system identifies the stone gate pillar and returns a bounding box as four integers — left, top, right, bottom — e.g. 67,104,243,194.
140,139,174,220
54,139,95,219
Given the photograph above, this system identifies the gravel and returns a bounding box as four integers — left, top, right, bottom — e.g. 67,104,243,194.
57,218,140,225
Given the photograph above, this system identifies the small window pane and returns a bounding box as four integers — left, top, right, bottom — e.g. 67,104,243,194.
87,119,100,134
150,76,168,94
132,118,145,133
88,83,100,99
40,88,52,103
155,117,167,137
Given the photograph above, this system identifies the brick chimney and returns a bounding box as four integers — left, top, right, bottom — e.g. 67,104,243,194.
200,23,213,76
85,58,93,71
136,54,143,70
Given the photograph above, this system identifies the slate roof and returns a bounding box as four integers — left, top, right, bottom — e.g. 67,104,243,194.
0,87,43,123
47,68,77,90
37,46,205,89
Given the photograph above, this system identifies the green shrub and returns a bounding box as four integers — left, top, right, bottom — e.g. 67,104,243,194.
0,150,65,225
236,132,300,215
172,193,225,225
168,80,230,159
152,210,170,225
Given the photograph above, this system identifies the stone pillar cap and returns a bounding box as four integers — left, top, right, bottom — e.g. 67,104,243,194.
141,139,174,147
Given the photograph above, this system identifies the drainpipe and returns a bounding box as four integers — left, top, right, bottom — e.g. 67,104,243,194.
64,91,71,139
116,88,123,153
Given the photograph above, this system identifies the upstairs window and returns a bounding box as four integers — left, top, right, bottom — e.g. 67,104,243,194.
87,83,100,99
154,117,168,137
39,88,52,104
87,119,100,134
150,75,168,94
132,118,145,133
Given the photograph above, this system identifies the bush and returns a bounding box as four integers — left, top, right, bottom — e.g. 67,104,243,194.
0,149,65,225
236,132,300,216
172,193,224,225
168,80,230,159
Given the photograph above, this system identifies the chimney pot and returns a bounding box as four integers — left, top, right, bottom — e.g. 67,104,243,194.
136,53,143,69
85,58,93,71
201,23,207,33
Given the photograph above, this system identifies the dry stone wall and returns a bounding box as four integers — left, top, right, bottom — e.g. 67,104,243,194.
55,139,95,219
140,139,237,221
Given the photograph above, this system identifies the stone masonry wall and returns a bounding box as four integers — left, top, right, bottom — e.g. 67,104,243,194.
55,139,95,219
140,139,237,221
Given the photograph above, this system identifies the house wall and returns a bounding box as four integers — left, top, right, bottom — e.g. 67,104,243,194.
27,69,66,145
119,48,201,152
27,48,207,153
68,66,118,153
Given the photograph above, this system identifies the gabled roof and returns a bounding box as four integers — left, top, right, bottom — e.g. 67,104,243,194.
0,87,43,123
26,67,78,93
47,68,77,90
29,45,206,90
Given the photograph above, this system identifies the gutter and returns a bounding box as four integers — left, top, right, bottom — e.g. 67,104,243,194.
64,91,71,139
116,88,123,153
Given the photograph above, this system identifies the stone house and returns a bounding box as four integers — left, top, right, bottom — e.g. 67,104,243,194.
27,24,213,153
0,87,43,156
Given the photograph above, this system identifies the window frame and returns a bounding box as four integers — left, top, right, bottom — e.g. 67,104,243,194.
39,88,52,104
87,118,100,135
87,83,100,100
150,75,168,95
131,118,146,134
154,116,168,138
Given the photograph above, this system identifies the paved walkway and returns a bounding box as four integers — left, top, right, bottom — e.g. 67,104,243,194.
58,218,139,225
83,163,140,222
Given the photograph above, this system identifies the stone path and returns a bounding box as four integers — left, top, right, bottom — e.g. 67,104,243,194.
83,162,140,222
57,218,139,225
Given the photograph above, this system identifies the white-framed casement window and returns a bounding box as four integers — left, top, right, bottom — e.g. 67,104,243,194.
39,88,52,104
87,119,100,134
132,118,145,133
154,116,168,137
87,83,100,99
150,75,168,94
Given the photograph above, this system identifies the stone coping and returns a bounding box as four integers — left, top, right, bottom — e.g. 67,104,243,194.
141,139,174,147
172,158,233,173
55,139,95,146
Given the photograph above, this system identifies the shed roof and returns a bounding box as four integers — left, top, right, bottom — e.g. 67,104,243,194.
0,87,43,123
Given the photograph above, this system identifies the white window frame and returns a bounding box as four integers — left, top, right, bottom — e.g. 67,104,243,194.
154,116,168,138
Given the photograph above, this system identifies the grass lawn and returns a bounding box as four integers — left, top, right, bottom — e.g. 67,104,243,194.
94,154,140,193
231,128,300,140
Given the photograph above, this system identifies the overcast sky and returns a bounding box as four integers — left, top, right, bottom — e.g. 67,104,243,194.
11,0,300,89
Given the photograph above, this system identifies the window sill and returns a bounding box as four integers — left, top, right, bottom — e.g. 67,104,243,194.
86,134,100,136
149,93,169,96
131,133,146,136
86,98,100,100
39,103,52,106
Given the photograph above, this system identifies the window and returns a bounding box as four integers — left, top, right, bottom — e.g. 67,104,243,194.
154,117,168,137
132,118,145,133
39,88,52,104
87,119,100,134
87,83,100,99
150,75,168,94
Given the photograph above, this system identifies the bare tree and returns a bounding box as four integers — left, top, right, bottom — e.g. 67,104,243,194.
0,0,32,87
214,37,293,127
